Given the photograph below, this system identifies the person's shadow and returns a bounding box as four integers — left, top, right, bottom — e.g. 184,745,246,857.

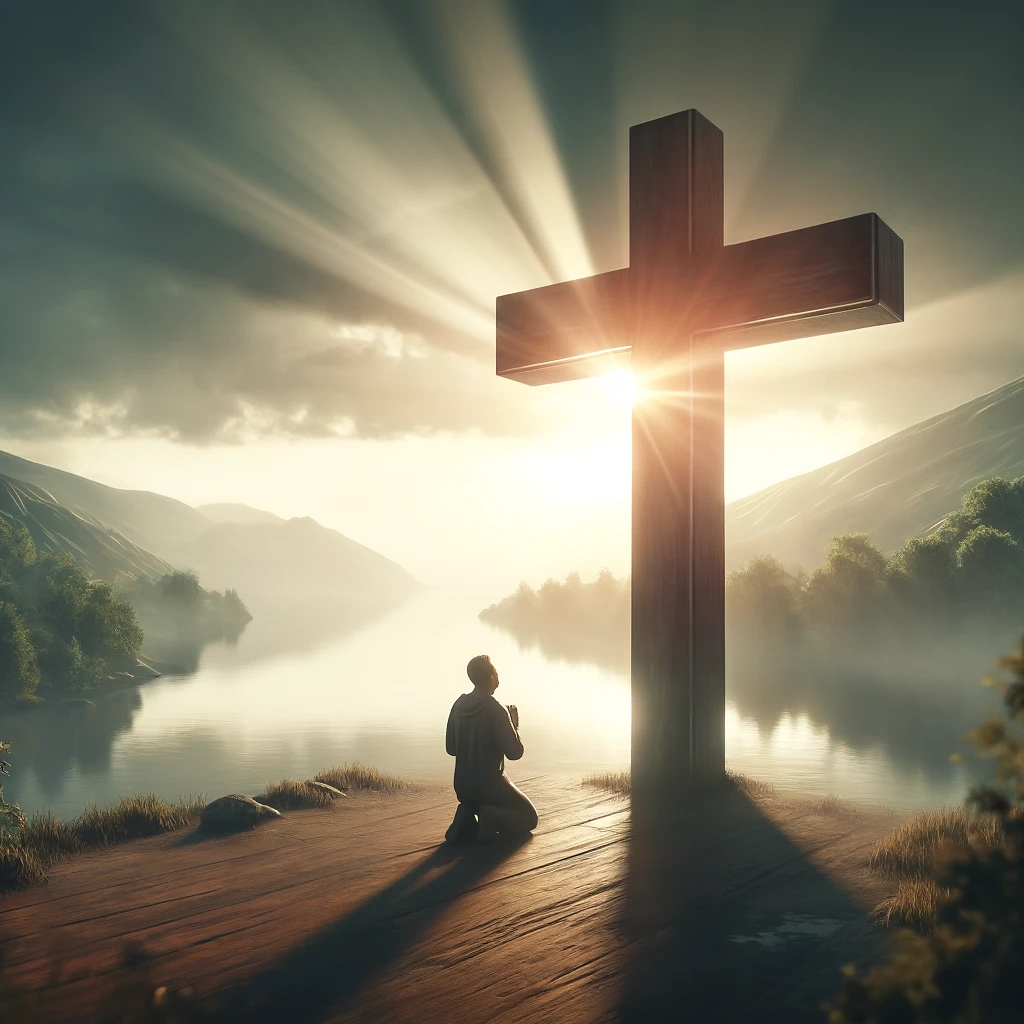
218,836,528,1022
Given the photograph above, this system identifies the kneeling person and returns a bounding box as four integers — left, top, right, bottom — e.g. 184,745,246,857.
445,654,538,843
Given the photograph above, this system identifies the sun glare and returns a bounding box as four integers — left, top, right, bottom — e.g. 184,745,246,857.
600,369,638,406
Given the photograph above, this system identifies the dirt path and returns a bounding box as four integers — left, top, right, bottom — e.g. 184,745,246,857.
1,776,898,1023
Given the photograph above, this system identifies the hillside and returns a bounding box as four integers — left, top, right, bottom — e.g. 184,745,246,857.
175,516,420,601
0,450,421,604
197,503,285,526
0,450,208,555
726,376,1024,570
0,474,173,585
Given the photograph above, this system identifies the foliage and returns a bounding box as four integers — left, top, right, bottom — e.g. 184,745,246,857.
828,640,1024,1023
0,741,25,849
0,521,145,699
480,474,1024,675
126,571,252,649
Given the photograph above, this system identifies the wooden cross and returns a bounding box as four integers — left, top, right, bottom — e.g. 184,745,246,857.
495,109,904,802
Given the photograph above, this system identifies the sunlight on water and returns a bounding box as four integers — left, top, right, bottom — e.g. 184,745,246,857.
4,591,975,819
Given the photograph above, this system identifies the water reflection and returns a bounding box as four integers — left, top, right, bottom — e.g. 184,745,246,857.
1,591,1002,820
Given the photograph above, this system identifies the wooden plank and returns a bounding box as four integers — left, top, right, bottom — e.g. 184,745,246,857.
0,779,899,1023
494,214,903,383
629,110,724,800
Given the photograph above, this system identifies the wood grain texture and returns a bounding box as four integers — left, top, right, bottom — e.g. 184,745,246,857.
629,111,724,801
495,214,904,382
0,778,898,1024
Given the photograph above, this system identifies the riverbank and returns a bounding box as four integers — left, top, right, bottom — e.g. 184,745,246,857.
0,764,409,894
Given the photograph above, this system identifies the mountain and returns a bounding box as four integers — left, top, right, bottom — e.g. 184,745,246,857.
0,474,174,584
0,449,209,554
0,449,421,603
197,503,285,526
726,376,1024,570
174,516,419,601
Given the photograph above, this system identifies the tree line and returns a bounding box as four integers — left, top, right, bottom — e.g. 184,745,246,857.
480,475,1024,673
0,519,250,704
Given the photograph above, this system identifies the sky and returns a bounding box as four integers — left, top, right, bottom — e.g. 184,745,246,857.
1,0,1021,593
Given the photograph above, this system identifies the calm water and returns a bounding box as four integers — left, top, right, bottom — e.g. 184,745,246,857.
2,591,994,819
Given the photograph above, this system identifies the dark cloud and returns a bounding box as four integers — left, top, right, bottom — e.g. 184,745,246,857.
0,0,1021,443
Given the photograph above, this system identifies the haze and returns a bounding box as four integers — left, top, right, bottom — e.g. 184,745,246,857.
2,0,1021,593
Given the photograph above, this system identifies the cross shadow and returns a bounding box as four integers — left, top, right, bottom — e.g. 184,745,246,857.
617,779,890,1024
217,836,528,1022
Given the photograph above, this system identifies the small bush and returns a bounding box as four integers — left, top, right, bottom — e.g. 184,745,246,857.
255,779,335,811
314,763,409,794
810,793,860,817
830,637,1024,1023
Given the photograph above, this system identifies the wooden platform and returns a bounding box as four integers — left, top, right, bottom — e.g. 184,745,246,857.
0,776,897,1023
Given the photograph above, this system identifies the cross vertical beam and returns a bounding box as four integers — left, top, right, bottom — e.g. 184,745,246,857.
630,111,725,805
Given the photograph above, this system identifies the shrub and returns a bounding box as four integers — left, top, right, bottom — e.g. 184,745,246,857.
829,638,1024,1023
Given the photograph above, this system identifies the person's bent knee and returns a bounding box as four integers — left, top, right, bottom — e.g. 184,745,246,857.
525,806,538,832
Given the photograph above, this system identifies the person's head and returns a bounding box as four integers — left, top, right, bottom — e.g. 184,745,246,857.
467,654,498,695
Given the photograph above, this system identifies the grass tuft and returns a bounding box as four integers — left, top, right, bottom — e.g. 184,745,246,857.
581,768,775,801
314,762,410,795
809,793,859,818
869,806,1003,881
871,878,958,931
1,794,205,893
255,779,336,811
0,846,47,892
867,805,1006,930
582,770,631,796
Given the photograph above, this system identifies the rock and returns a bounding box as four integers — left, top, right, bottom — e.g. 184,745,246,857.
200,794,281,831
304,781,347,799
58,698,94,708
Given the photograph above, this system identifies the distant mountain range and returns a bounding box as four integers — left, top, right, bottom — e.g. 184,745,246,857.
726,375,1024,570
0,450,421,603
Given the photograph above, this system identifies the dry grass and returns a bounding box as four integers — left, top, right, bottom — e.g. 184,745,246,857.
314,762,410,795
1,794,205,893
581,768,775,801
808,793,860,818
255,779,337,811
867,805,1006,929
582,770,631,796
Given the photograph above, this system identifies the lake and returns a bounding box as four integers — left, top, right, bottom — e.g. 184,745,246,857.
2,590,999,820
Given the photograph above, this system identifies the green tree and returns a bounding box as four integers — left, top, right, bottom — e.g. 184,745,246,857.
0,603,40,701
727,555,803,647
954,526,1024,607
887,535,957,612
77,582,143,666
800,533,891,635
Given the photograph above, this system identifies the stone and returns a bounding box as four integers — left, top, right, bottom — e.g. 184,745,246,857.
200,794,281,831
305,781,347,799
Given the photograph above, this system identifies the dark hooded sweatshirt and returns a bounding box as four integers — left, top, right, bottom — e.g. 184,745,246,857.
445,691,524,804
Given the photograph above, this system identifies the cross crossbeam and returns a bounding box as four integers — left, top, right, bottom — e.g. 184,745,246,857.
495,109,904,803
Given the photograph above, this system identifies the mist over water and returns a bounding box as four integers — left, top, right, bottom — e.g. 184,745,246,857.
2,591,998,820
